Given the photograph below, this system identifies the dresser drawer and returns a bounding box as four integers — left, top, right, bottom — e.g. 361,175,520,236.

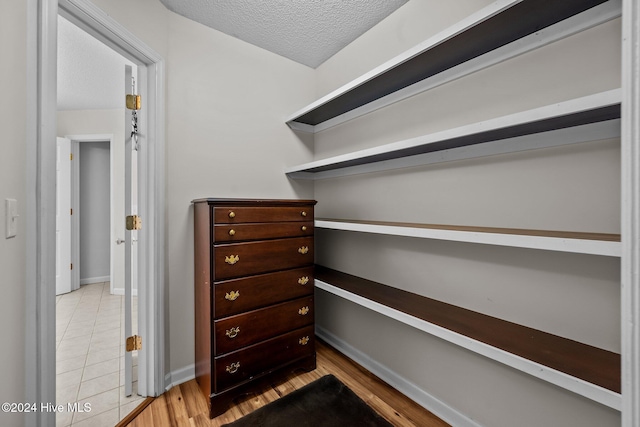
214,326,315,392
214,237,313,280
214,206,313,224
214,296,314,355
214,221,313,243
214,267,314,318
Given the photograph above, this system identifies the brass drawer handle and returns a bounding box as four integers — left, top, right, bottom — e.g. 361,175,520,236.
228,229,236,236
298,276,309,285
225,326,240,338
301,225,307,231
226,362,240,374
299,336,310,346
225,290,240,301
298,306,310,315
301,211,307,217
228,211,236,218
298,246,309,254
225,255,239,265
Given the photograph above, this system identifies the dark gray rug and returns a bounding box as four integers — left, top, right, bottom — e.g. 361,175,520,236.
222,374,393,427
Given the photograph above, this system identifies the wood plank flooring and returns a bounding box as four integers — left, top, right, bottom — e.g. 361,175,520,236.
123,339,450,427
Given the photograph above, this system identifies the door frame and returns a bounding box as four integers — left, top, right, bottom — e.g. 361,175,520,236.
26,0,165,425
66,134,116,294
55,137,72,296
621,1,640,426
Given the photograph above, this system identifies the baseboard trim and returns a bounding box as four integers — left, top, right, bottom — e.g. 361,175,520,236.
80,276,110,285
111,288,139,297
315,326,484,427
165,363,195,391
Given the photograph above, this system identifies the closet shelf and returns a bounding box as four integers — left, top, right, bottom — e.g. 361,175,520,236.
314,265,621,409
285,0,620,133
286,90,621,180
315,219,621,257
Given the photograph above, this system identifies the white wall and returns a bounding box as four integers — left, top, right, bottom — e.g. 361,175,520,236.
78,141,111,282
313,2,621,427
0,0,26,426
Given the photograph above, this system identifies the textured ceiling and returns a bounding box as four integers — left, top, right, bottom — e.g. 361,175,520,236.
58,15,136,111
159,0,408,68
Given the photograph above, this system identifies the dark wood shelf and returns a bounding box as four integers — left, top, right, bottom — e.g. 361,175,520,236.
287,0,611,129
315,265,620,394
316,218,621,242
285,90,620,180
314,218,621,257
301,104,618,172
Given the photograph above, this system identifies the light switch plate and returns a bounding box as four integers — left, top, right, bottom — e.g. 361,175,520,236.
5,198,17,239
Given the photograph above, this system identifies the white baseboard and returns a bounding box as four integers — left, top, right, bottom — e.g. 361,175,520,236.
111,287,138,297
80,276,110,285
316,326,484,427
165,363,195,391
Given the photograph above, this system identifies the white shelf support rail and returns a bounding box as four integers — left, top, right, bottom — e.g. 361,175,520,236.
315,279,622,410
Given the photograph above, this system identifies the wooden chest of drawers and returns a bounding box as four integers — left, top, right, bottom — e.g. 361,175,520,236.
193,198,317,418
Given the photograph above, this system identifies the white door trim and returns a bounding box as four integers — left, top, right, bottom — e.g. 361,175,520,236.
621,0,640,426
55,137,72,296
26,0,165,425
65,134,115,295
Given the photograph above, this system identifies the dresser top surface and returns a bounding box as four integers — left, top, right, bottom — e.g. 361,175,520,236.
192,198,317,206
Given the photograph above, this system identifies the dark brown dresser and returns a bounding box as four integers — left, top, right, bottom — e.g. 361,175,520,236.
192,198,317,418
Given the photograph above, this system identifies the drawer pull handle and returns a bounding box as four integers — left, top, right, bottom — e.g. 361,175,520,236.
225,255,240,265
301,211,307,217
225,326,240,338
298,246,309,254
228,229,236,236
298,306,310,315
298,276,309,285
228,211,236,218
226,362,240,374
225,290,240,301
299,336,310,346
301,225,307,231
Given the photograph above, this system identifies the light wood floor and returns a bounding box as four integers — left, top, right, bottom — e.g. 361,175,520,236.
123,339,450,427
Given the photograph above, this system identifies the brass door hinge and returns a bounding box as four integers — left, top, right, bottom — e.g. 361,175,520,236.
126,215,142,230
126,335,142,352
70,153,73,161
126,94,141,110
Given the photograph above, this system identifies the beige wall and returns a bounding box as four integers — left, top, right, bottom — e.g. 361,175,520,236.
164,12,315,374
314,2,621,427
0,0,26,426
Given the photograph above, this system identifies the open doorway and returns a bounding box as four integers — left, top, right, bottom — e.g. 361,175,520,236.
55,14,141,426
28,1,165,425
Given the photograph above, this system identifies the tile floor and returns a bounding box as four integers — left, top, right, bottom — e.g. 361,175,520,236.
56,282,142,427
